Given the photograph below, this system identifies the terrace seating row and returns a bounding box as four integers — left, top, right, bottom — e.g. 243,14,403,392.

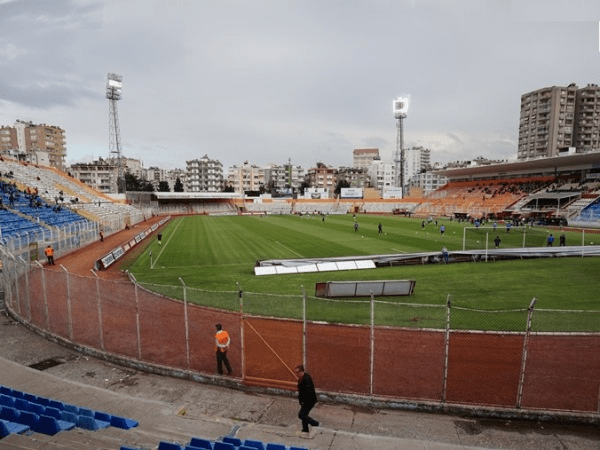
0,385,137,440
124,435,309,450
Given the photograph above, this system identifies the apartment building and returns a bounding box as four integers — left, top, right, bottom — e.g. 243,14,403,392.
186,155,224,192
2,120,68,170
518,84,580,160
574,84,600,153
368,161,396,193
404,146,431,183
226,161,264,194
306,163,337,195
353,148,380,168
0,126,17,153
337,166,370,188
69,158,118,193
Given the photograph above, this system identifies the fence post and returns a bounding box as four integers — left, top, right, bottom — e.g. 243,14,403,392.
10,254,20,316
34,261,50,331
238,282,245,380
517,297,537,409
179,277,190,371
19,256,31,322
370,291,375,396
132,275,142,360
60,265,73,341
90,269,105,351
302,285,307,369
441,294,451,403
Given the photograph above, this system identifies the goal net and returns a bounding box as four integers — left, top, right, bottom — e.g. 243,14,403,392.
462,226,550,250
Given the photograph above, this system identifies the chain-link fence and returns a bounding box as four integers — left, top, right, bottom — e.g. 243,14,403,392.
2,256,599,414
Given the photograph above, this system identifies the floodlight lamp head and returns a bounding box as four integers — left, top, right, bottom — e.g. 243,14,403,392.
393,95,410,119
106,73,123,100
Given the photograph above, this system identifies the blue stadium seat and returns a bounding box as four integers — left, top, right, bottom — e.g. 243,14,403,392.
189,437,214,449
0,406,21,423
23,393,38,403
35,414,76,435
223,436,242,446
240,446,259,450
77,414,111,430
214,442,236,450
0,394,16,408
18,410,39,429
290,447,309,450
63,403,80,414
243,440,265,450
42,406,63,420
61,410,79,424
186,446,211,450
0,418,30,438
158,442,184,450
265,444,286,450
110,414,139,429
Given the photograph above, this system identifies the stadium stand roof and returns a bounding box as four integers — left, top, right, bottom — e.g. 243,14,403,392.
151,192,240,200
434,152,600,181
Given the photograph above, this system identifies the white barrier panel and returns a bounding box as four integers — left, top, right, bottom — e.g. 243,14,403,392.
297,264,319,273
356,260,376,269
336,261,358,271
254,266,277,276
275,266,298,274
316,262,338,272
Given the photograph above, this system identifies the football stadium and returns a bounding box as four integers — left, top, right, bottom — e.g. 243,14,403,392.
0,153,599,450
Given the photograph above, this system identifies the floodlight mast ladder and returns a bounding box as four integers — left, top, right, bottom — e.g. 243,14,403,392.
107,73,125,194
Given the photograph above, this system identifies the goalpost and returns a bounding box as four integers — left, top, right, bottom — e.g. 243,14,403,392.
462,225,549,251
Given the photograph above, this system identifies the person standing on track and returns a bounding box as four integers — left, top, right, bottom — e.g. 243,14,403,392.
44,245,55,265
295,364,319,435
214,323,232,375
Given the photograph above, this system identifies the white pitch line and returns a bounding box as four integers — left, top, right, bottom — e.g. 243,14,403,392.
275,241,305,258
151,218,183,269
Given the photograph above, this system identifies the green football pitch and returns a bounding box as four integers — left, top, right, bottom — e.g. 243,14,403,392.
124,214,600,330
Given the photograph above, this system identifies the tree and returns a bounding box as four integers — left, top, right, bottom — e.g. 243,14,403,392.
334,179,350,196
125,172,155,192
158,181,170,192
174,177,184,192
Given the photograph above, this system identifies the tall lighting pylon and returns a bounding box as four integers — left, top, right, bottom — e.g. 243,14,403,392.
393,96,410,198
106,73,124,193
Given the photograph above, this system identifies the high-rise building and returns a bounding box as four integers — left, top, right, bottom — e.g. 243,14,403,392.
186,155,224,192
353,148,380,168
518,84,587,160
574,84,600,153
404,146,431,180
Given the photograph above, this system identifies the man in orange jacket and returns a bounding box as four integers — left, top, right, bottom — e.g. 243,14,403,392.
44,245,55,265
215,323,232,375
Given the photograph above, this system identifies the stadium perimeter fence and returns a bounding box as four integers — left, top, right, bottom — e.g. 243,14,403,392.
2,256,599,416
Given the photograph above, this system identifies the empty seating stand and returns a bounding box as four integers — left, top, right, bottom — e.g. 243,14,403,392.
0,384,138,440
147,436,309,450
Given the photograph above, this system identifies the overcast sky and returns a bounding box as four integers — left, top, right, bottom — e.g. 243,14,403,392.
1,0,600,171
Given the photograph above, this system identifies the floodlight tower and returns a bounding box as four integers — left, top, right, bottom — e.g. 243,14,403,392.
106,73,124,193
393,96,410,198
